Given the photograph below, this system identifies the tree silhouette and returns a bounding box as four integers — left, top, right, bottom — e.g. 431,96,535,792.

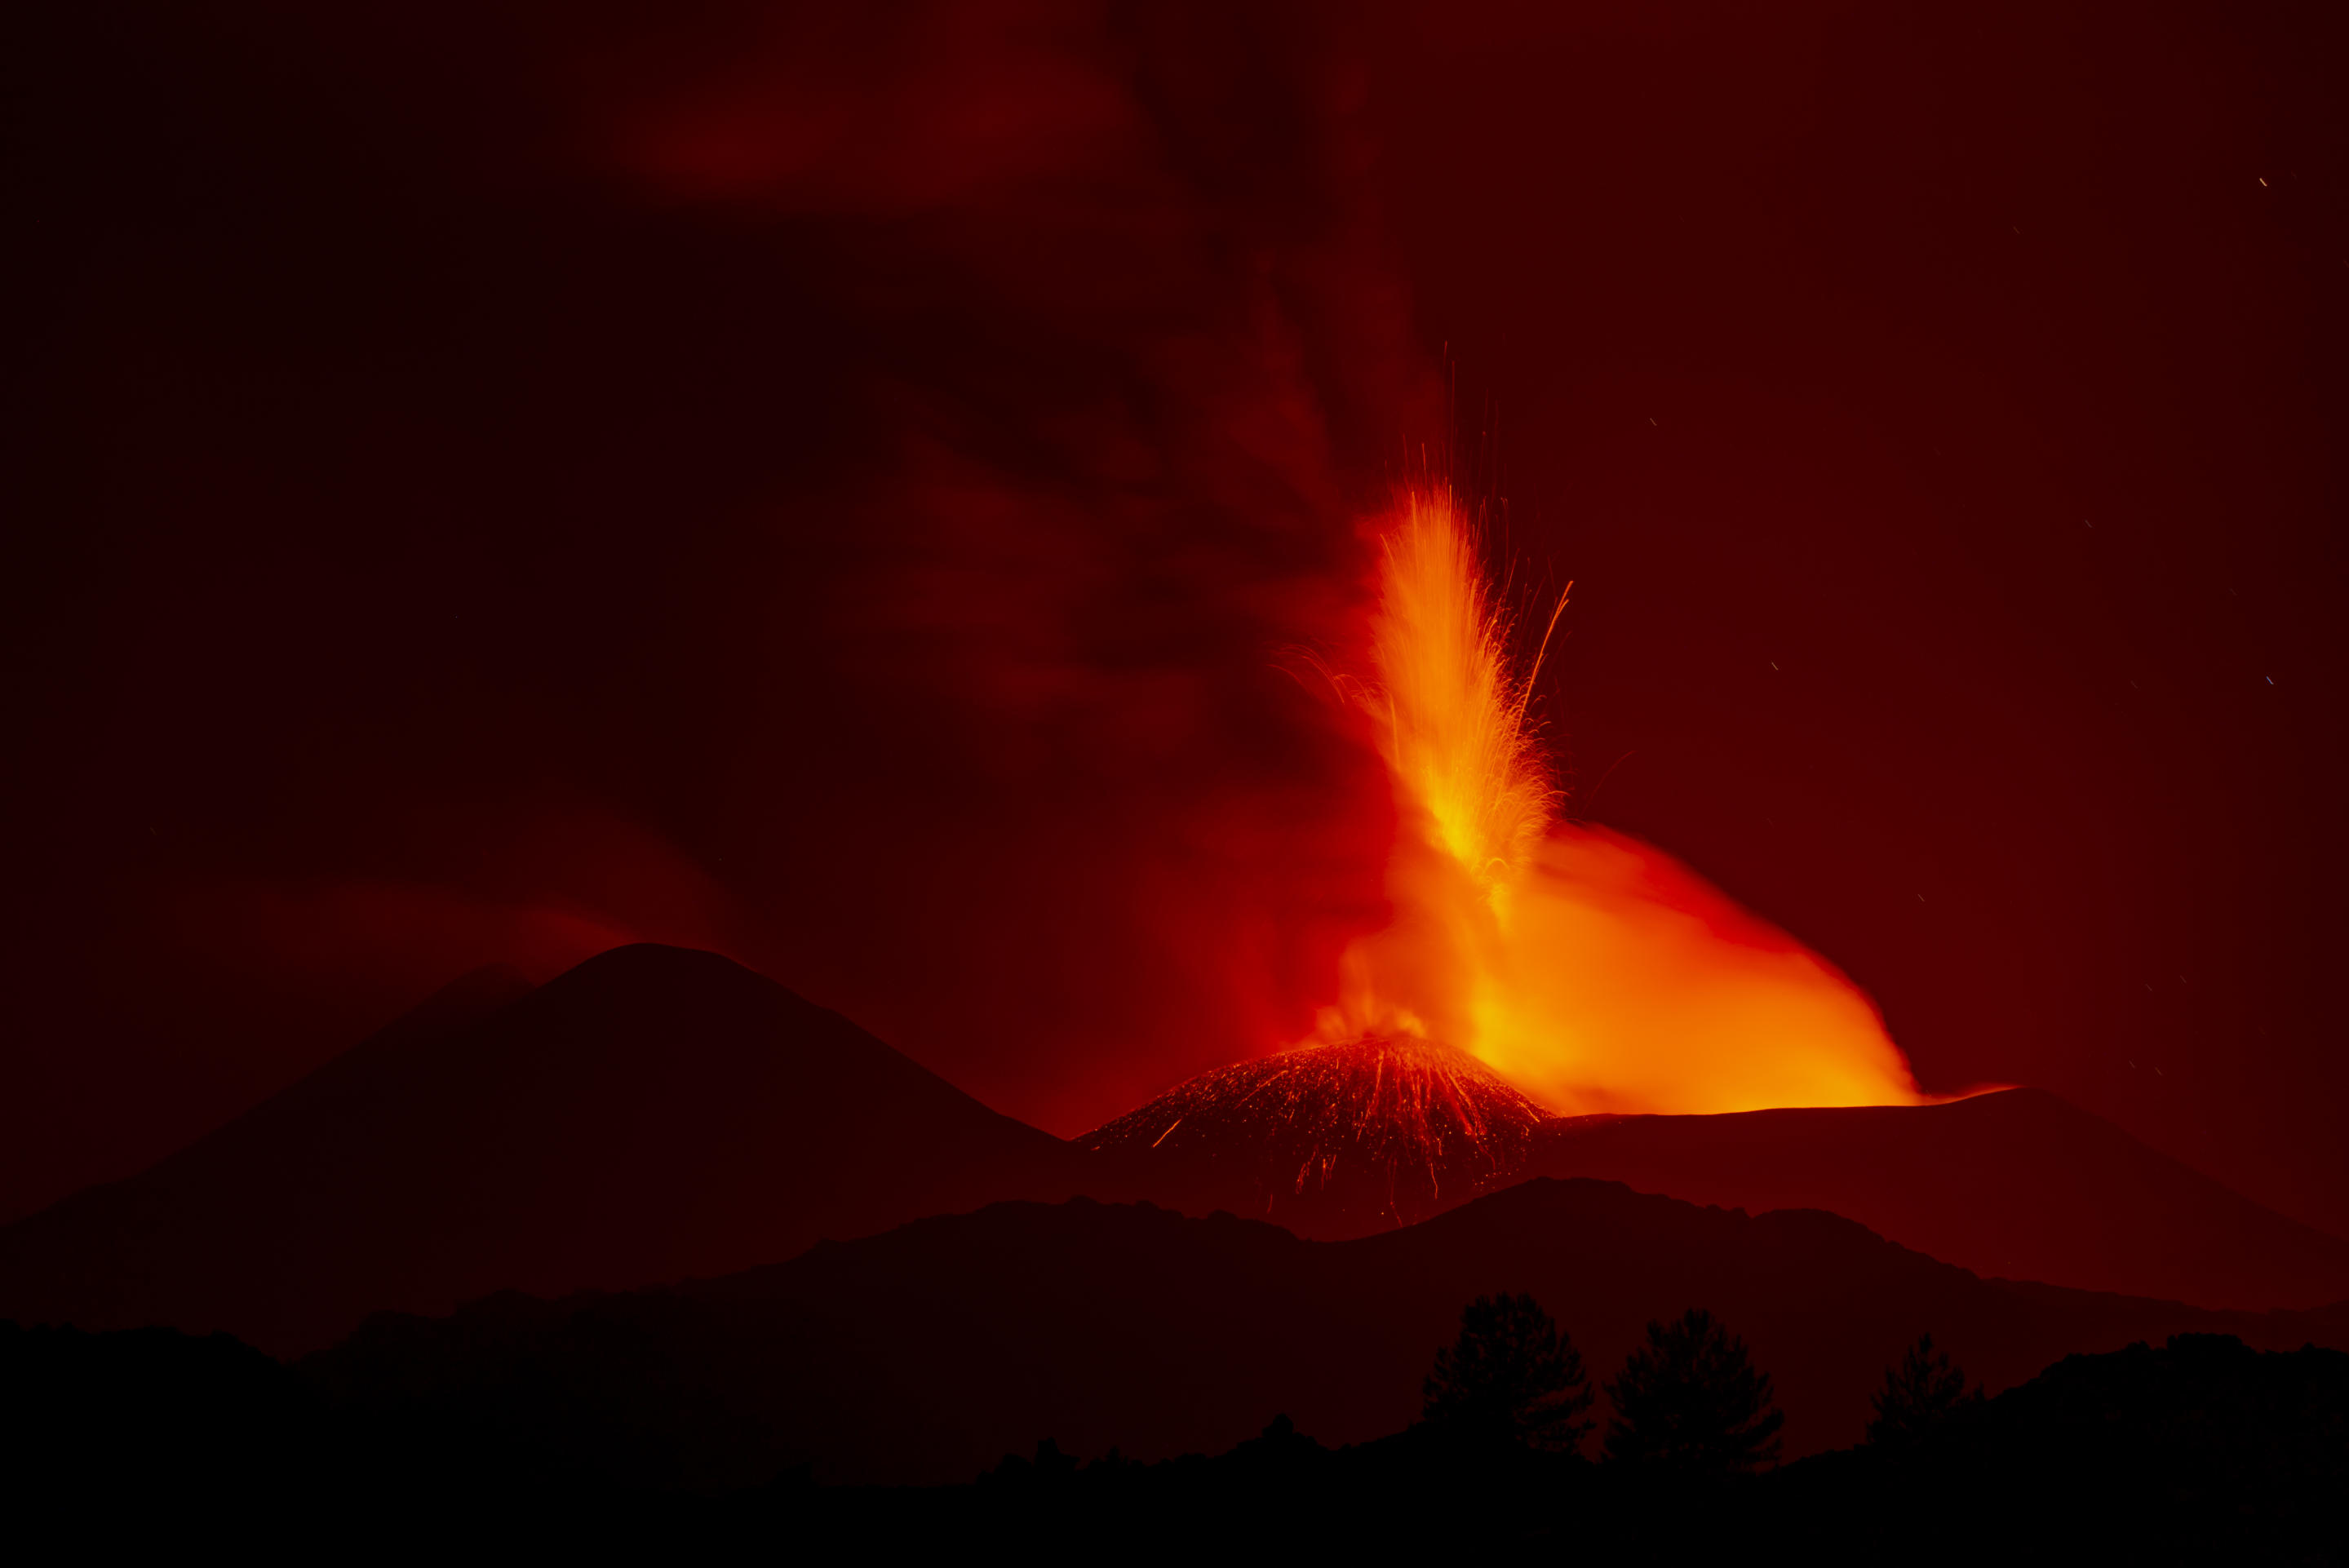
1867,1333,1981,1446
1602,1308,1784,1473
1421,1291,1594,1451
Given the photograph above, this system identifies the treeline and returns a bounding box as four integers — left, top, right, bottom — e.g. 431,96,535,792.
913,1297,2343,1559
2,1310,2342,1559
1411,1291,1972,1466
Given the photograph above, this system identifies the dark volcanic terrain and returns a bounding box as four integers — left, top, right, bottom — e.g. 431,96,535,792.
1523,1092,2349,1310
0,946,1085,1355
1082,1034,1546,1234
1084,1043,2349,1311
308,1180,2349,1489
8,943,2347,1364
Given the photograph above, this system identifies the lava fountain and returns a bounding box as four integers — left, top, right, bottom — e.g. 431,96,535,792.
1083,488,1921,1238
1319,485,1924,1115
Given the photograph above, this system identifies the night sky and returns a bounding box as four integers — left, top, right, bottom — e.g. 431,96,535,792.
7,1,2346,1235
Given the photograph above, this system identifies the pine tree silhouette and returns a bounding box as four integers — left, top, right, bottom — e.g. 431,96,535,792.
1602,1308,1784,1473
1867,1333,1981,1446
1421,1291,1595,1451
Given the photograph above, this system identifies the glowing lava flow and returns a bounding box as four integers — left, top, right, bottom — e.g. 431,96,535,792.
1315,486,1924,1115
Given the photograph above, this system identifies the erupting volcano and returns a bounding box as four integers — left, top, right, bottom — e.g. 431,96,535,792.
1084,1034,1547,1233
1084,487,1927,1235
1321,486,1923,1114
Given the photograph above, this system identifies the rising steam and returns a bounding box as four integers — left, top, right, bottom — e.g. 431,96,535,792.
1315,486,1925,1114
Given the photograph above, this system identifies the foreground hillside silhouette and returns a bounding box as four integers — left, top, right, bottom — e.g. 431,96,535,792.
304,1184,2349,1486
5,1315,2339,1559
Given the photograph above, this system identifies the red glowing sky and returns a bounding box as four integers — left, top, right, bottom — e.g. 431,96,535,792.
6,1,2347,1233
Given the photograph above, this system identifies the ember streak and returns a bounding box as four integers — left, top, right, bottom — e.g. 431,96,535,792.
1084,1033,1546,1231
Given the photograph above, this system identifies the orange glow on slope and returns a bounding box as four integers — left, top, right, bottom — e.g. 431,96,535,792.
1314,486,1923,1114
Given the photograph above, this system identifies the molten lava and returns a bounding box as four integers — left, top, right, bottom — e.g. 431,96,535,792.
1317,486,1923,1115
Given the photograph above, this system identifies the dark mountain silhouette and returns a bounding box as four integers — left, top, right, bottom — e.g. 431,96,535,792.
306,1180,2349,1488
1523,1091,2349,1310
0,945,1085,1355
1080,1034,1546,1233
1082,1050,2349,1309
10,941,2341,1363
0,1322,332,1543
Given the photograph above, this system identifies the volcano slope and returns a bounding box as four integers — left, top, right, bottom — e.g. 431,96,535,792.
1084,1049,2349,1310
307,1181,2349,1490
1523,1092,2349,1311
1081,1034,1546,1234
0,946,1085,1355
